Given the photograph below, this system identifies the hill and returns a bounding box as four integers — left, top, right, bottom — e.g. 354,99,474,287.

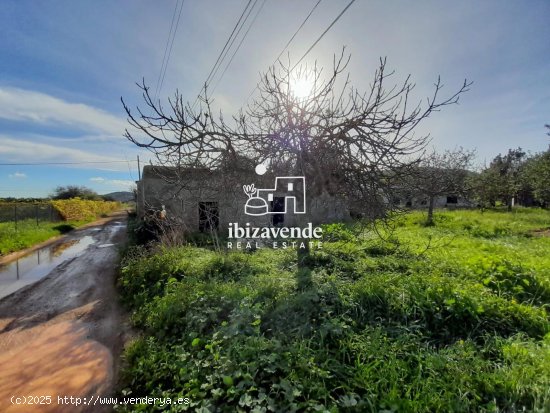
102,191,134,202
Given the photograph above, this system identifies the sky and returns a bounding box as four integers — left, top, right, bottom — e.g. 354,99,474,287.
1,0,549,197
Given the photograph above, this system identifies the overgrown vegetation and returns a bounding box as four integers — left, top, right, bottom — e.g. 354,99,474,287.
471,147,550,208
50,185,103,200
0,199,120,255
51,198,120,221
117,209,550,412
0,219,84,255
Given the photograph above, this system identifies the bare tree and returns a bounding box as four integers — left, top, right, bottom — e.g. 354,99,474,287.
405,148,476,225
122,50,470,248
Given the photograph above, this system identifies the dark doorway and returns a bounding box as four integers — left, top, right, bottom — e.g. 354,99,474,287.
199,202,219,231
446,196,458,204
271,197,285,226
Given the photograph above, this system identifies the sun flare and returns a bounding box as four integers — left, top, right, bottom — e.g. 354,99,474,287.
290,76,314,99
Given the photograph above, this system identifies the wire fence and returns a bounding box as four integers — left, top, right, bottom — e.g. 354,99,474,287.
0,203,63,228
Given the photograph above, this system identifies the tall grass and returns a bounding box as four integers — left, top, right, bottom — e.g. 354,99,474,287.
117,208,550,412
0,219,85,255
0,199,121,255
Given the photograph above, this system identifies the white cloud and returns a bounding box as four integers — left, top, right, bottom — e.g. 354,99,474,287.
89,176,133,190
0,87,127,135
108,179,134,188
8,172,26,179
0,135,129,171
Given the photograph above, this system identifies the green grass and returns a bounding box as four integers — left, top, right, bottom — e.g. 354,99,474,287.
116,208,550,412
0,219,90,255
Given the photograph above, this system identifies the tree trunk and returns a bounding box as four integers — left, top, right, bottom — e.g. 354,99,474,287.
426,196,435,226
297,240,310,268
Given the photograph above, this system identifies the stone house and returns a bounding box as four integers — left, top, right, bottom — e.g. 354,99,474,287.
136,165,476,235
136,165,350,234
392,194,474,209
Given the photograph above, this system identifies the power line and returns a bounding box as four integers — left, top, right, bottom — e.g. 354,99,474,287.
0,189,46,193
192,0,254,108
157,0,186,98
243,0,323,104
203,0,253,88
125,155,136,181
290,0,356,72
0,161,138,166
208,0,258,89
209,0,267,96
208,0,261,94
275,0,322,65
154,0,180,99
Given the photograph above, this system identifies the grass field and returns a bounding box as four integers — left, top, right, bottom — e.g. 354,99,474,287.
0,199,121,256
0,219,89,256
117,208,550,412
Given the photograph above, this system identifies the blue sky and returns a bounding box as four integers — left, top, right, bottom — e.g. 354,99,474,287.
1,0,549,197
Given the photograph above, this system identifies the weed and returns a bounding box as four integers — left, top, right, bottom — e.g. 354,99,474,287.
116,208,550,412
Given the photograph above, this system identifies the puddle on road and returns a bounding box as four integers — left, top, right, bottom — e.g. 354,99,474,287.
110,222,126,229
0,236,95,300
98,244,115,248
0,320,112,413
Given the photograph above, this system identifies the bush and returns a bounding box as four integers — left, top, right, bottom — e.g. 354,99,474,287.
51,198,120,221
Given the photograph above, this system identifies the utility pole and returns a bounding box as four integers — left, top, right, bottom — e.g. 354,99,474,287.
137,155,141,180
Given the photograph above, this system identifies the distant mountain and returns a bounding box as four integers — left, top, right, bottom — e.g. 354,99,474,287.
102,191,134,202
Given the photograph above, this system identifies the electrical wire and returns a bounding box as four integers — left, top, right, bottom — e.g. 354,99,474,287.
157,0,186,98
243,0,323,104
274,0,322,65
125,155,136,181
209,0,267,96
208,0,259,89
154,0,180,99
192,0,254,108
0,161,138,166
290,0,356,72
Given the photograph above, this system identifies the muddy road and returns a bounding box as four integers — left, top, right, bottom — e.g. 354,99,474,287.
0,213,130,412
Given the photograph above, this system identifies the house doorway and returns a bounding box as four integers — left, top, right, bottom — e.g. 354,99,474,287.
271,197,285,226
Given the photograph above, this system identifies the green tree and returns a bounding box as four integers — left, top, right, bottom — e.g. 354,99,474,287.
474,148,527,210
51,185,100,200
523,150,550,206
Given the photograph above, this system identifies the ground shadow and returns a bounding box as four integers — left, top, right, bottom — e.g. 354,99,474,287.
52,224,75,234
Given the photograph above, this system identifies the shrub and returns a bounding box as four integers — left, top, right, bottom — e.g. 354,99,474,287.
51,198,120,221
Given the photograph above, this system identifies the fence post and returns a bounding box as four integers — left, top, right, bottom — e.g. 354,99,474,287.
36,204,39,226
14,204,17,231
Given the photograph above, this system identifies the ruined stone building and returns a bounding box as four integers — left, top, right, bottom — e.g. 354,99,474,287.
136,165,350,234
136,164,475,235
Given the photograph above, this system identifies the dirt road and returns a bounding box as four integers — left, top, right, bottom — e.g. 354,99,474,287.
0,213,129,412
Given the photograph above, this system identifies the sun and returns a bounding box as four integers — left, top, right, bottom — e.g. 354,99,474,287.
290,76,314,100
